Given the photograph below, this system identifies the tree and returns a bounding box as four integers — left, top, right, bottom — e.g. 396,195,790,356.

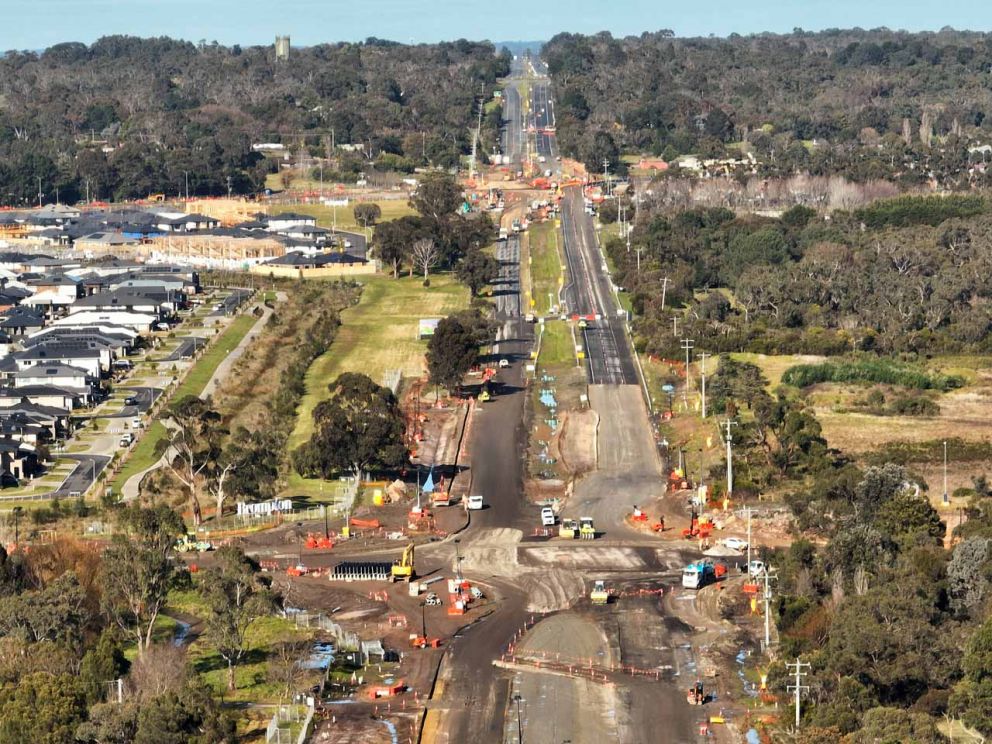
950,618,992,734
100,505,184,657
372,215,422,278
455,247,499,295
267,635,313,700
874,489,945,547
353,202,382,231
947,538,992,617
848,707,945,743
79,629,130,705
294,373,407,479
0,570,88,645
411,238,440,280
426,313,482,394
160,396,223,526
410,172,463,229
134,679,234,744
198,546,273,691
0,672,87,744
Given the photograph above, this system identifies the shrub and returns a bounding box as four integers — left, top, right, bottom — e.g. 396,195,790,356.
781,359,964,391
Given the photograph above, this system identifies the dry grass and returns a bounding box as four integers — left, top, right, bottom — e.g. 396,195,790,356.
289,274,469,448
731,352,827,388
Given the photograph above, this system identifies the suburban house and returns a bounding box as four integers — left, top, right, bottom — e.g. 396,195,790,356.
0,306,46,337
24,327,135,355
0,385,86,410
13,363,94,403
0,437,38,484
266,212,317,232
14,344,108,377
51,310,157,333
153,213,220,233
69,288,175,318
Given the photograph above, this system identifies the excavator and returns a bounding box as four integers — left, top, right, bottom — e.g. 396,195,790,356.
391,543,415,582
687,680,706,705
681,505,712,540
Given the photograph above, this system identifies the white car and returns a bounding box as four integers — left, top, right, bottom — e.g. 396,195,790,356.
467,495,484,510
722,537,749,552
498,358,510,369
748,560,766,577
540,507,556,527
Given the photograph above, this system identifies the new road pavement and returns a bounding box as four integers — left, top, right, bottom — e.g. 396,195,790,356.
560,187,639,385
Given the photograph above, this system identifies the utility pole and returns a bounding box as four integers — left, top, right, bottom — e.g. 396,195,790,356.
635,242,643,275
672,315,680,338
723,419,738,498
184,170,189,201
660,276,669,311
745,506,752,575
943,439,949,505
680,338,694,406
36,176,42,207
762,566,778,650
699,352,709,418
786,658,811,731
602,159,610,197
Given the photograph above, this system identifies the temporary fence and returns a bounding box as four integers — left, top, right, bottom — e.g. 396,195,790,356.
264,704,312,744
292,612,360,652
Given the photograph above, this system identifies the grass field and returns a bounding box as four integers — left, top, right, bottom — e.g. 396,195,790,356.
538,320,576,368
731,352,828,389
106,421,167,497
527,222,562,315
273,200,415,234
171,315,257,400
289,274,469,448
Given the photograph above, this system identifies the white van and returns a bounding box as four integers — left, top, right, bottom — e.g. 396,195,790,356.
467,495,484,510
131,417,144,429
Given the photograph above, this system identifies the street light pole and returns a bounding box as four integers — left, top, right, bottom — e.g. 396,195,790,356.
513,693,523,743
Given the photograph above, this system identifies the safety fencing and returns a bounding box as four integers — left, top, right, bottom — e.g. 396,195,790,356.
264,703,313,744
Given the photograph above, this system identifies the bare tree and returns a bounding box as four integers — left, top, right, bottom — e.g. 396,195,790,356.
411,238,439,280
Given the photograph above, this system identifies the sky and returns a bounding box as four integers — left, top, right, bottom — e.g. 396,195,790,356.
4,0,992,51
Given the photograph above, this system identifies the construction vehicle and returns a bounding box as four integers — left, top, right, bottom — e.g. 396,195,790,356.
175,534,213,553
590,580,609,605
682,560,728,589
391,543,415,582
687,680,705,705
559,518,578,539
478,389,492,403
630,505,649,523
579,516,596,540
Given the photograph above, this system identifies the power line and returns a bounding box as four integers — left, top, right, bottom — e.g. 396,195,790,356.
786,658,811,731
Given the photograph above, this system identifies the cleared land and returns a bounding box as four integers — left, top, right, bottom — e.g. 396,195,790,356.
290,275,468,448
274,200,415,233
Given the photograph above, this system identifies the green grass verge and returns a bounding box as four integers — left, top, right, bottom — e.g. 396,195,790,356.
289,274,469,449
280,472,350,503
172,315,257,400
538,320,575,368
106,421,167,498
528,222,562,316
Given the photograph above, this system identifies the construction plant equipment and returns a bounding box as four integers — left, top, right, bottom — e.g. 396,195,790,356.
175,534,213,553
305,533,334,550
579,517,596,540
559,518,579,539
590,580,609,605
391,543,415,582
681,506,713,540
410,602,442,649
687,680,706,705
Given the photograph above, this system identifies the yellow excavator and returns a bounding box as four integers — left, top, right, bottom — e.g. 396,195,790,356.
391,543,415,582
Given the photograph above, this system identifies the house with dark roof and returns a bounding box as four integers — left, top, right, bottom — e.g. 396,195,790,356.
13,363,93,402
0,385,86,411
14,346,105,377
0,306,46,337
266,212,318,231
69,287,174,317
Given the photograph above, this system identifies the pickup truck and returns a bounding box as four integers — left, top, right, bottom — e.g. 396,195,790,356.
119,433,135,447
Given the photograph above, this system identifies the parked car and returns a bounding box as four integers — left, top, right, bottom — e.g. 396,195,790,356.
722,537,748,552
467,495,485,510
123,396,138,406
498,358,510,369
131,417,144,429
119,433,135,447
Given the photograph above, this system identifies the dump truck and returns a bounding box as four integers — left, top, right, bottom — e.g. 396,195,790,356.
579,517,596,540
590,580,609,605
391,543,415,582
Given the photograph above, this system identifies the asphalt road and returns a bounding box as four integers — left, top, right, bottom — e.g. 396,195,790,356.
560,188,638,385
162,336,206,361
207,289,251,317
53,454,111,497
502,85,524,166
115,386,162,417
